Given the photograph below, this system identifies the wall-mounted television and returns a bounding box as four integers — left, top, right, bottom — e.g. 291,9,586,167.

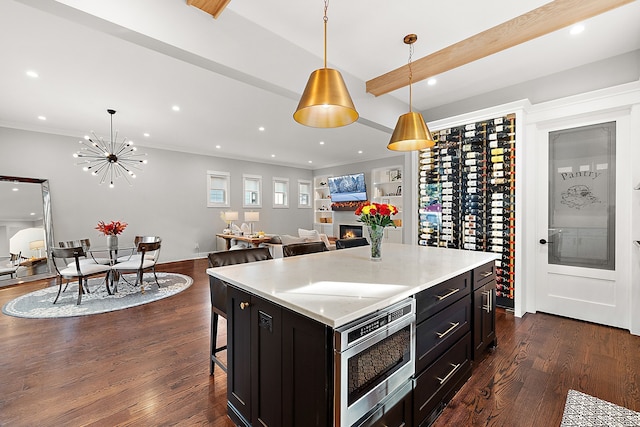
328,172,367,202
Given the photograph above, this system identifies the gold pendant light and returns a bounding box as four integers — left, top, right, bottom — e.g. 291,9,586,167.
293,0,358,128
387,34,435,151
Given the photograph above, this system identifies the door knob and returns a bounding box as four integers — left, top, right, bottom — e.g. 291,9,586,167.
539,239,553,244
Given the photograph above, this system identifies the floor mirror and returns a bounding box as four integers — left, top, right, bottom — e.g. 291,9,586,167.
0,175,54,286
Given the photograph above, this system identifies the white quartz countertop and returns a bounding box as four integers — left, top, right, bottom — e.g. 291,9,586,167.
207,243,498,328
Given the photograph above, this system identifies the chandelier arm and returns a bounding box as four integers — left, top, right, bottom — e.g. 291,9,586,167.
118,159,143,171
90,160,110,175
80,140,107,157
113,142,132,158
90,133,109,152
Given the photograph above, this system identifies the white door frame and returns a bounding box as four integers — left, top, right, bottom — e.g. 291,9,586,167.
526,82,639,331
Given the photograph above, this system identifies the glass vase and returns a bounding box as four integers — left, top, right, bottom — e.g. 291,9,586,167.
107,235,118,250
368,226,384,261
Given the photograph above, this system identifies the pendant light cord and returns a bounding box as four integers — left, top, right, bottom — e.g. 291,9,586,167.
408,42,414,112
323,0,329,69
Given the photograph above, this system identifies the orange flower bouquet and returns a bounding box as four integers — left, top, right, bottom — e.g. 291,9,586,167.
355,202,398,260
96,220,128,236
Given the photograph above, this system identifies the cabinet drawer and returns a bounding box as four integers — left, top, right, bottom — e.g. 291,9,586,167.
416,296,470,374
414,333,471,427
416,272,470,323
356,381,412,427
473,262,495,290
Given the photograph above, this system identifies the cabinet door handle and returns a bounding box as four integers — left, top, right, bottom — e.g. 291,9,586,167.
482,290,492,313
436,322,460,339
240,302,250,310
436,363,461,385
480,270,493,278
435,288,460,301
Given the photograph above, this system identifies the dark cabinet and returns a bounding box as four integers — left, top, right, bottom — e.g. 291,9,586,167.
472,262,497,360
356,381,413,427
226,285,332,427
413,272,472,427
414,332,472,427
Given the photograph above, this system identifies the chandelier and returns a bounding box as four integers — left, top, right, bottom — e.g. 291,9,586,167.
73,109,147,188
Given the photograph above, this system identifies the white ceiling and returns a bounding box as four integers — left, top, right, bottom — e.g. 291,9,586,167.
1,0,639,172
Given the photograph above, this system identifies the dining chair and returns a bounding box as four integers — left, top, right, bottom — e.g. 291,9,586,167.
51,247,111,305
283,241,329,257
0,252,22,279
60,239,111,266
111,240,162,294
207,247,273,375
335,237,370,250
116,236,161,263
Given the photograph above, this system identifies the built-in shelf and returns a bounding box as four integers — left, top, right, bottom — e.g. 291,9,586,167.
371,166,404,243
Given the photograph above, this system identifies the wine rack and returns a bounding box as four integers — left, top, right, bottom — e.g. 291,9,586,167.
418,114,516,309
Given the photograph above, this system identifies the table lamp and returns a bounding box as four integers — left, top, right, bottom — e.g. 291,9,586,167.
223,211,239,233
29,240,45,258
244,211,259,235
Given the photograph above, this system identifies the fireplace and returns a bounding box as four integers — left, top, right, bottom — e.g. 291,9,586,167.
339,224,363,239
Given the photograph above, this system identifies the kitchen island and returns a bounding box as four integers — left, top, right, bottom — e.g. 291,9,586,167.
207,243,498,427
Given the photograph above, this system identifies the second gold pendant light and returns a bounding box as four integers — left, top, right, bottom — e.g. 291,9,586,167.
293,0,358,128
387,34,435,151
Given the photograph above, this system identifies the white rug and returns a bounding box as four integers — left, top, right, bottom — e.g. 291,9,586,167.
561,389,640,427
2,272,193,319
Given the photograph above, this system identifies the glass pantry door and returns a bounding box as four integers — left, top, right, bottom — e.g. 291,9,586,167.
536,121,626,328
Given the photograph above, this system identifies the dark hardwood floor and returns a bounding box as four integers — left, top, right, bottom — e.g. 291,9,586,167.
1,258,638,426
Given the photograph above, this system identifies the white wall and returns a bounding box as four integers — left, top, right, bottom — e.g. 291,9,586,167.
0,127,313,262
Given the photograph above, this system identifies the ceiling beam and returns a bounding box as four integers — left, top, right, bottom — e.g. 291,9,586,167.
366,0,635,97
186,0,231,19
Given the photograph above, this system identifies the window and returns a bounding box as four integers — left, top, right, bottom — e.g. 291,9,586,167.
298,179,312,208
207,171,230,207
243,174,262,208
273,177,289,208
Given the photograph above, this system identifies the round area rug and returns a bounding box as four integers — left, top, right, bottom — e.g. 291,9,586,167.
2,272,193,319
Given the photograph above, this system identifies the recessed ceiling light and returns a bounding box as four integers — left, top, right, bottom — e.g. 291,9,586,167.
215,145,221,149
259,127,265,132
319,141,325,145
308,160,313,164
271,154,276,158
12,188,18,192
26,70,39,78
358,150,363,154
172,105,180,112
570,24,585,35
143,133,150,137
30,212,35,216
37,116,46,121
427,78,437,86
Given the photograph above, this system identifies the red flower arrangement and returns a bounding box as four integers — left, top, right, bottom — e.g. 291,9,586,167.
355,202,398,228
96,220,128,236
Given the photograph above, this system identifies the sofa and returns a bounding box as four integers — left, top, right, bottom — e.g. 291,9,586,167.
259,229,336,258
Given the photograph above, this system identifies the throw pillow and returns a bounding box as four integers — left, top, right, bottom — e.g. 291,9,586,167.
298,228,321,242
